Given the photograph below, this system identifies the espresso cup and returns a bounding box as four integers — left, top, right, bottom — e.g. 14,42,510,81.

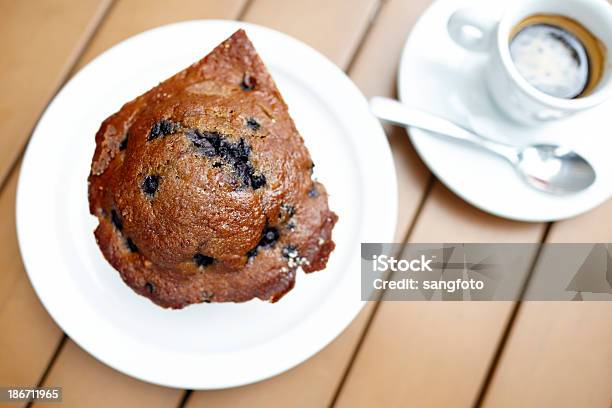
447,0,612,125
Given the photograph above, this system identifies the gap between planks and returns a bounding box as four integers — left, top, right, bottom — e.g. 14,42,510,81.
470,222,553,408
328,175,436,408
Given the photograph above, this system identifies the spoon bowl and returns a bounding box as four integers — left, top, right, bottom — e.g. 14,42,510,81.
517,144,596,194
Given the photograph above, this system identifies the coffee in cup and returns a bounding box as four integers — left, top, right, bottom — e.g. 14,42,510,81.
509,14,606,99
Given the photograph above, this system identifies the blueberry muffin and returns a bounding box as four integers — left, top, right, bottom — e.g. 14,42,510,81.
88,30,338,309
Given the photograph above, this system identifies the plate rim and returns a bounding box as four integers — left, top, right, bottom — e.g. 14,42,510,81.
16,19,397,389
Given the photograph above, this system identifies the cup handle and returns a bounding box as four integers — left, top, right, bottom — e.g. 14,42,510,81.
447,8,497,52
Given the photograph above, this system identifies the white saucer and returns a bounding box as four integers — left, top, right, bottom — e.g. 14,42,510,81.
398,0,612,222
16,21,396,389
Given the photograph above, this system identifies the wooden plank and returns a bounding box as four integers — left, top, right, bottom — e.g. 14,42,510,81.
34,341,182,408
406,185,544,243
187,307,373,408
0,277,62,408
0,0,241,407
334,183,545,408
0,167,63,408
348,0,433,241
242,0,380,70
0,0,112,190
74,0,248,70
0,166,24,310
0,181,63,398
482,200,612,408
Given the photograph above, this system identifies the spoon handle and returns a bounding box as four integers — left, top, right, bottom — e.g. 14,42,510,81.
370,96,517,162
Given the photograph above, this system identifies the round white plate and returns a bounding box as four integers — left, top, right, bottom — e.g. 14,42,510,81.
398,0,612,222
16,21,396,389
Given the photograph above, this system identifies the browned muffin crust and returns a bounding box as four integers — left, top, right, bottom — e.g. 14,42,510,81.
88,29,337,308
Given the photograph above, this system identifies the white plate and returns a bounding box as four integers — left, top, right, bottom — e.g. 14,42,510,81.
16,21,396,389
398,0,612,222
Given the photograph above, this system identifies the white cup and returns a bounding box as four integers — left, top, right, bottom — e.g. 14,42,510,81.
447,0,612,125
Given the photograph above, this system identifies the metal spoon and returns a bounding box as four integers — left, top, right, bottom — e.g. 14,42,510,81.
370,96,596,195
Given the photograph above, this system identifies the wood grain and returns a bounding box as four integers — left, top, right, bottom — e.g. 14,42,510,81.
0,166,64,406
34,341,182,408
482,199,612,408
242,0,380,70
0,166,23,311
0,0,112,191
74,0,247,70
0,251,62,407
0,172,62,386
187,307,374,408
334,184,545,407
348,0,433,241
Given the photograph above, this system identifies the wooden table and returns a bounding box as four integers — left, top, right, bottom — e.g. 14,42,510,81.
1,1,611,407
